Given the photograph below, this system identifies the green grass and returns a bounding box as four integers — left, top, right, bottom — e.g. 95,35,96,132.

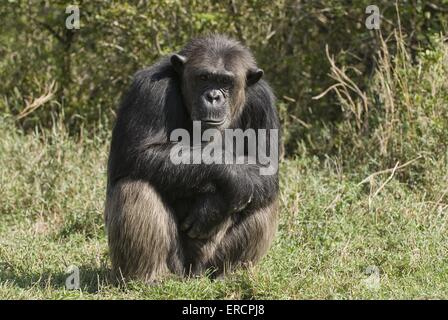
0,116,447,299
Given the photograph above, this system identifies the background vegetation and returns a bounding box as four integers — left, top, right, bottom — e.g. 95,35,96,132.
0,1,447,299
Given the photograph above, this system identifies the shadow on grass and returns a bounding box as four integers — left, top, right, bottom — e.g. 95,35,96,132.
0,262,117,294
0,260,263,298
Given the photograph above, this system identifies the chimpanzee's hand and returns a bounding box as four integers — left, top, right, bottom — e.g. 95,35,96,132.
180,193,228,239
222,164,256,212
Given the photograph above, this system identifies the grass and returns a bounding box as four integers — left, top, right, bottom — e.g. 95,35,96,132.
0,115,447,299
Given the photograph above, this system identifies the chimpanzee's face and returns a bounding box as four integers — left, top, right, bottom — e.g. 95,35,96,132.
171,53,263,129
182,63,235,128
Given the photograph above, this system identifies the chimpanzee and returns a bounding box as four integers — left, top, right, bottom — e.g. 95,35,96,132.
105,34,280,282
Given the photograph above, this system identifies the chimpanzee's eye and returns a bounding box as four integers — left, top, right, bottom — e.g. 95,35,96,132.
222,77,233,86
199,74,208,81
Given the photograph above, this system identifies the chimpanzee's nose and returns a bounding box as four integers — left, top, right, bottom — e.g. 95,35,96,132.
206,90,223,103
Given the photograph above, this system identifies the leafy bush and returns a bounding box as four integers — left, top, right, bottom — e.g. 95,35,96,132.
1,1,447,157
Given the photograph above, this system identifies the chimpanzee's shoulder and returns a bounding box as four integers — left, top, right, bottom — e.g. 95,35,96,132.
240,79,279,130
246,80,276,112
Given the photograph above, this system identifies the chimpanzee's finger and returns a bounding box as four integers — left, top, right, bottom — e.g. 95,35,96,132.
180,212,197,231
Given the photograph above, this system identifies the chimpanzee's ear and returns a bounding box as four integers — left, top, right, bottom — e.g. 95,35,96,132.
170,54,187,73
246,68,264,86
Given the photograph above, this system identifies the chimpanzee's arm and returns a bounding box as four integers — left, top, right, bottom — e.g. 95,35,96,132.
228,79,281,212
107,65,254,210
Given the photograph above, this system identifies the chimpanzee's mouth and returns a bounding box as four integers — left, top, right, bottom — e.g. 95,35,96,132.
201,118,226,126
